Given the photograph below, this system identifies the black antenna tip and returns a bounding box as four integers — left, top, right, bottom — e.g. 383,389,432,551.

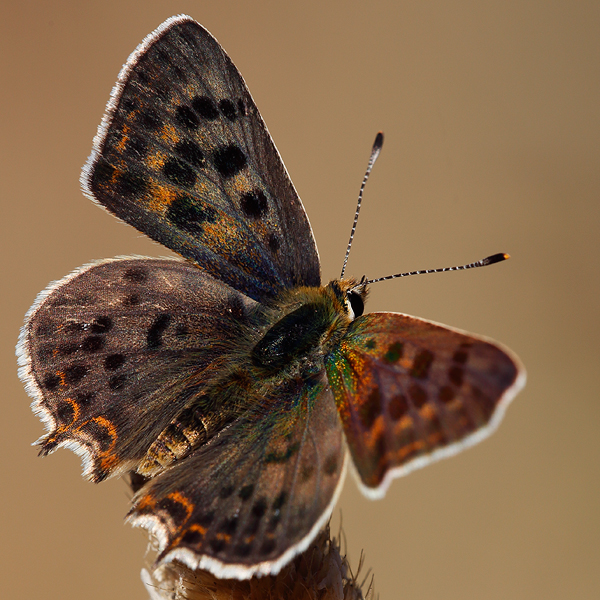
373,131,384,150
483,253,510,265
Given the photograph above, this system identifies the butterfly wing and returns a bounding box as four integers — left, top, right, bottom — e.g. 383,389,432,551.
82,16,320,302
325,312,525,498
128,372,347,579
17,257,257,482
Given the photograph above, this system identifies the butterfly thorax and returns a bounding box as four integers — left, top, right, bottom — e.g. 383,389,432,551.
138,279,366,477
249,280,365,376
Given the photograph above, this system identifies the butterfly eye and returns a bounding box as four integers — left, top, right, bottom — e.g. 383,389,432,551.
347,291,364,319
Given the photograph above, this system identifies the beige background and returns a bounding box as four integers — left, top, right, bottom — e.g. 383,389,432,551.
2,1,598,598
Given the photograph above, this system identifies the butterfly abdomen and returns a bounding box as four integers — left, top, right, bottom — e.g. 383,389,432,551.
138,403,232,477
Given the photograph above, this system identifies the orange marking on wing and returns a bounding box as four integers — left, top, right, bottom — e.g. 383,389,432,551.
93,416,118,443
114,124,131,153
426,430,444,447
166,491,195,521
362,414,386,445
146,152,165,171
100,453,119,471
160,123,180,145
394,438,426,462
54,397,80,432
420,403,436,421
87,416,119,470
193,180,212,196
420,404,445,447
458,415,471,431
201,218,263,264
136,493,157,510
147,182,178,212
394,413,415,437
187,523,207,536
123,102,140,123
399,357,413,370
215,532,231,542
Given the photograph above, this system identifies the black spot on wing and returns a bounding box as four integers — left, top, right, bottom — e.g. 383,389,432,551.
239,484,254,501
108,374,127,390
360,388,381,429
105,353,125,370
213,145,247,178
251,498,267,519
56,401,75,423
122,293,140,306
175,105,199,130
272,491,287,510
233,543,252,557
219,485,234,499
65,365,88,385
137,108,161,130
122,97,138,113
115,170,148,198
92,158,115,188
192,96,219,120
268,233,280,253
389,394,409,420
218,99,237,121
43,373,60,391
166,194,217,233
408,383,427,408
449,366,464,387
209,538,226,553
383,342,403,363
123,267,147,283
174,140,204,167
240,190,268,218
411,350,434,379
81,335,104,353
259,538,276,556
147,314,171,349
163,158,196,187
219,516,238,536
76,392,95,406
91,317,112,334
125,135,147,158
439,386,455,403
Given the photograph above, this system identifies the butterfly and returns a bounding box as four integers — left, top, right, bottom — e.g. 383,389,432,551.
17,15,525,580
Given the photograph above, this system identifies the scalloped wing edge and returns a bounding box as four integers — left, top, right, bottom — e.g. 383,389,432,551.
347,311,527,500
126,450,349,580
16,254,183,481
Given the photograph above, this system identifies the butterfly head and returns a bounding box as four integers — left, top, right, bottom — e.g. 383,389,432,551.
326,277,369,321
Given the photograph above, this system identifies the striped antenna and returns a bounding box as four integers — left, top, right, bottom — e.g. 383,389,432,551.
365,253,510,285
340,132,384,279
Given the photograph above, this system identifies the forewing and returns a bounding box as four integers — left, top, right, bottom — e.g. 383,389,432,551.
82,15,320,302
128,373,347,579
17,257,256,482
325,312,525,498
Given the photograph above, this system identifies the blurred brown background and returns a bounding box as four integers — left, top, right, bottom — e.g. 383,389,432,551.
2,1,598,598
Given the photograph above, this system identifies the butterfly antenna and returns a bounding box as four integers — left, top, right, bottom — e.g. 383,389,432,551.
365,253,510,285
340,132,384,279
